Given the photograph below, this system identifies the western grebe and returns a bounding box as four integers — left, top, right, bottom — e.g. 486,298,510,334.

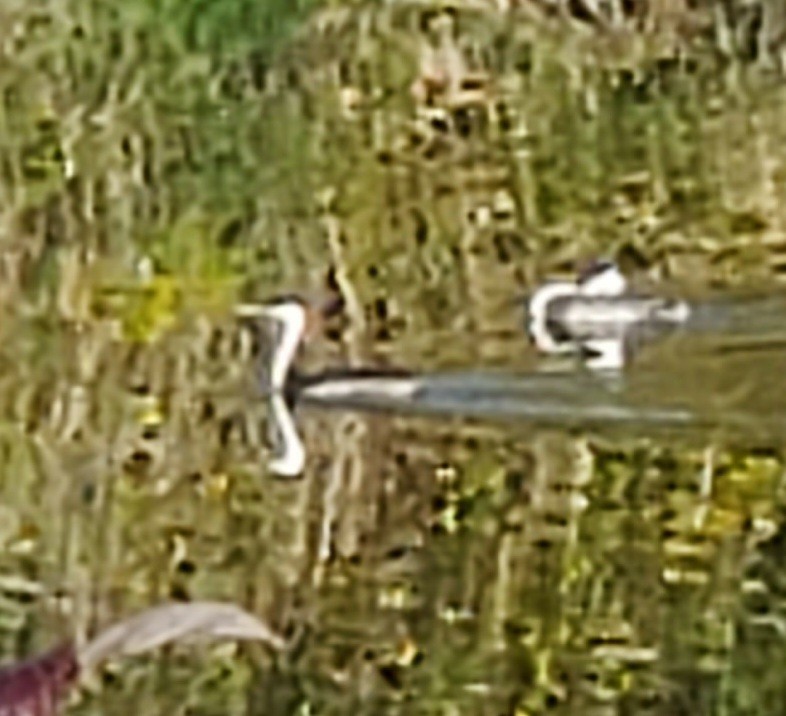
237,298,421,403
527,261,691,369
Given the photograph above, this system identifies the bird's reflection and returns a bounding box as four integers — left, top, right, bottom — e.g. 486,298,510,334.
267,392,306,478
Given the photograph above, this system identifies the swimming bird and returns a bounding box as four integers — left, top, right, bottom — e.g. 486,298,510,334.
237,296,415,399
237,296,419,477
526,260,691,369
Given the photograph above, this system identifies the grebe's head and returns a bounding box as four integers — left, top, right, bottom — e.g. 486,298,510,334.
576,259,628,296
257,299,309,333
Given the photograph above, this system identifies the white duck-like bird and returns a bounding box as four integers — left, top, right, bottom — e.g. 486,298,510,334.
526,260,691,369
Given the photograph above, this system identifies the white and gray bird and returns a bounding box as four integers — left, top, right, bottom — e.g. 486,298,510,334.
527,260,691,369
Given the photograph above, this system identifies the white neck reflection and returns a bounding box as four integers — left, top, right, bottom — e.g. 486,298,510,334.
267,393,305,477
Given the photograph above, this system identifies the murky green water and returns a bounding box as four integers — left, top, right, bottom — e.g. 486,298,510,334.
2,1,786,714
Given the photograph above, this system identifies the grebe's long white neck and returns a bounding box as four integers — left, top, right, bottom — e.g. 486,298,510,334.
528,281,581,354
267,302,306,391
237,300,307,392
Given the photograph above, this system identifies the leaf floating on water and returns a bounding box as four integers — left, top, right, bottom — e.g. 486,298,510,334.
0,642,79,716
78,601,286,671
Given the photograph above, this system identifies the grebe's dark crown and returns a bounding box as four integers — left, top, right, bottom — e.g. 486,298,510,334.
577,258,618,285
